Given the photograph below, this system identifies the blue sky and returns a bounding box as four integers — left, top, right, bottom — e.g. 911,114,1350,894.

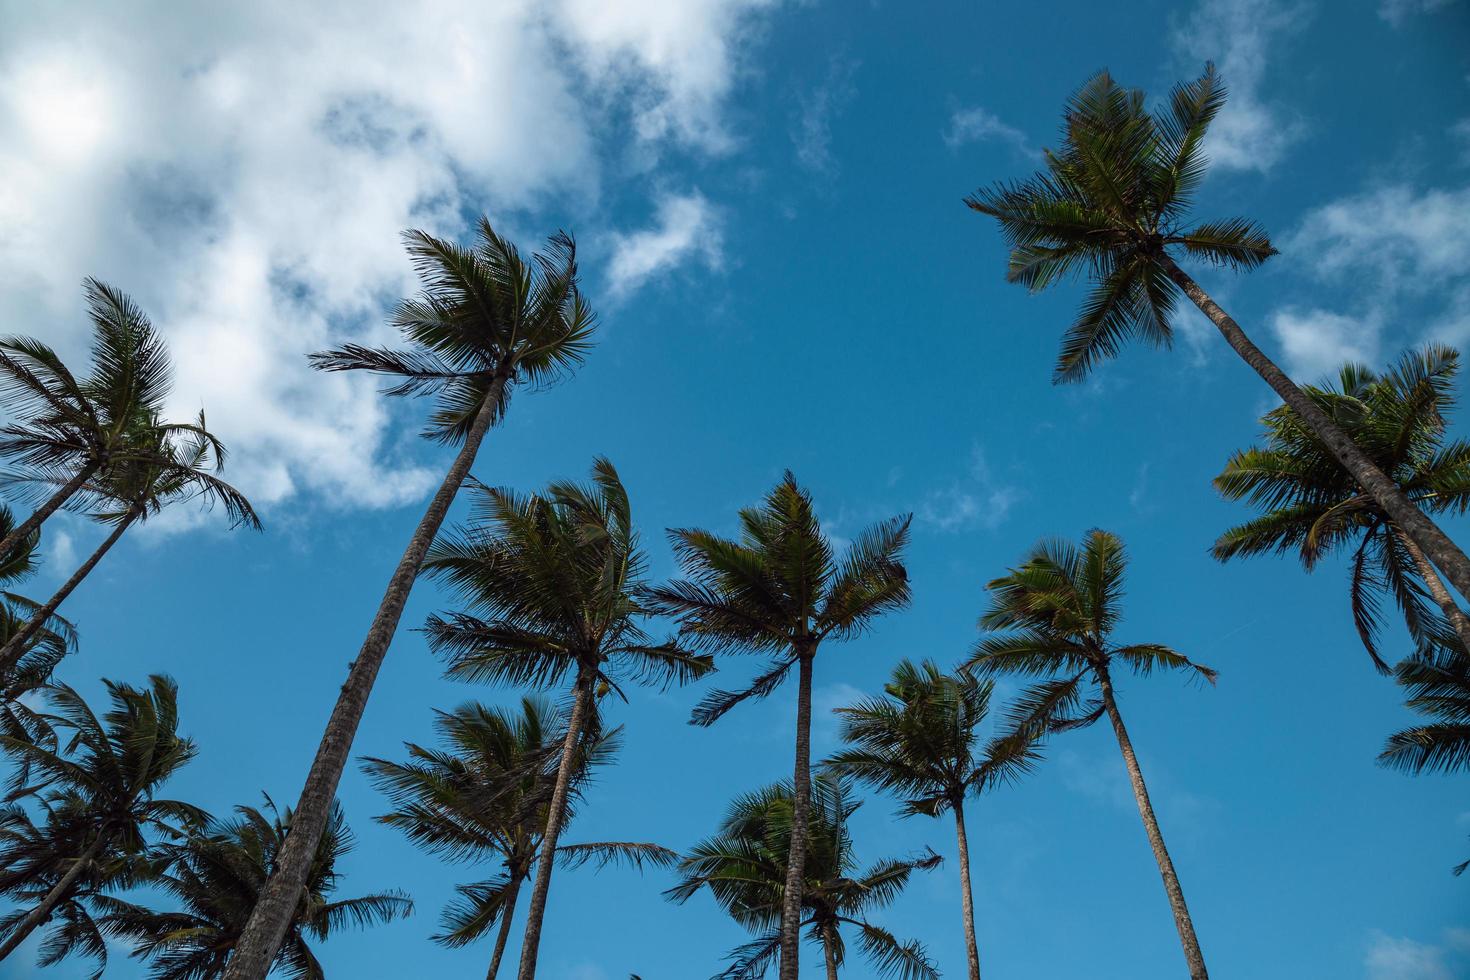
4,0,1470,977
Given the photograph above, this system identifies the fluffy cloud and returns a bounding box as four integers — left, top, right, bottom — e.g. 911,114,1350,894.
1365,931,1455,980
1271,308,1382,381
605,192,725,299
0,0,776,516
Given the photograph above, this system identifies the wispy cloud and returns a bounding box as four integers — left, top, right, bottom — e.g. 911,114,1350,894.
943,106,1033,156
605,191,725,299
1378,0,1457,27
915,446,1023,533
1271,307,1382,381
1365,930,1457,980
793,56,859,175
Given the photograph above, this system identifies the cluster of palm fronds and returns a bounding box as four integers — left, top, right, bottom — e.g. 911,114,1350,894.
0,63,1465,980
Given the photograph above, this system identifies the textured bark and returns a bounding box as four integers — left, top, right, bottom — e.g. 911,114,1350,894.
0,834,105,962
486,873,523,980
1164,258,1470,604
1096,666,1208,980
0,462,98,564
953,800,982,980
222,381,504,980
821,922,840,980
1395,528,1470,653
0,509,135,673
778,649,815,980
514,671,593,980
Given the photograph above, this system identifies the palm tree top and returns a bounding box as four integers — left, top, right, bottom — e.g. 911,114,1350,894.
310,218,597,444
965,64,1277,381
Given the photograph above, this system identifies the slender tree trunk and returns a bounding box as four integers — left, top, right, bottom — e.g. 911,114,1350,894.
0,510,135,673
1096,665,1208,980
953,800,982,980
1164,258,1470,604
821,922,840,980
223,379,505,980
0,834,105,962
0,462,98,563
486,873,523,980
515,670,594,980
1394,527,1470,652
778,648,815,980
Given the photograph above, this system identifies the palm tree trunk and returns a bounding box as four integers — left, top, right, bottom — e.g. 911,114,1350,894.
1163,258,1470,604
1096,665,1207,980
515,670,594,980
821,922,840,980
0,510,135,674
487,873,523,980
222,378,505,980
0,462,98,563
1393,527,1470,652
953,800,982,980
778,648,815,980
0,834,105,962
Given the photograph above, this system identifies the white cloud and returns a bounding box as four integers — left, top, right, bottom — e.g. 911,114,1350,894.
916,447,1023,533
1172,0,1308,172
1379,0,1457,26
1453,118,1470,164
0,1,776,517
605,192,724,299
1271,308,1382,381
1365,931,1454,980
1287,184,1470,292
793,57,859,174
943,106,1032,156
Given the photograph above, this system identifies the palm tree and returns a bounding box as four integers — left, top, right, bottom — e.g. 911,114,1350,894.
826,660,1043,980
964,65,1470,605
1212,346,1470,669
667,775,939,980
0,279,226,561
224,219,596,980
0,414,258,674
0,675,204,972
103,797,411,979
965,530,1216,979
647,474,911,980
0,505,76,751
420,458,711,980
361,697,678,979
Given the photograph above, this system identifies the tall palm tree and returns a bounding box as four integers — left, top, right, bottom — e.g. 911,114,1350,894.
1212,346,1470,669
0,279,226,561
420,458,711,980
224,219,596,980
0,505,76,751
103,797,411,979
361,697,678,979
647,474,912,980
0,675,204,971
667,775,939,980
0,413,258,674
826,660,1043,980
964,65,1470,604
965,530,1216,979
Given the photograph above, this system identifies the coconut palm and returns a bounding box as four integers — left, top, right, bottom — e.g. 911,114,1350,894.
103,797,411,979
225,219,596,980
964,65,1470,604
667,775,939,980
0,279,226,561
647,474,910,980
420,458,710,980
0,675,204,972
827,660,1043,980
361,697,678,979
965,530,1215,979
0,505,76,752
1212,346,1470,670
0,414,258,675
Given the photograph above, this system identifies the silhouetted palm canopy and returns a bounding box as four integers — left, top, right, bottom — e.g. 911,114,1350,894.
310,219,596,442
0,676,204,977
0,506,75,748
1213,346,1470,669
965,65,1274,382
103,798,411,980
667,776,940,980
1381,642,1470,779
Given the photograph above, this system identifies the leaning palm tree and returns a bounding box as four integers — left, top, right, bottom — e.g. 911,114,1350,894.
0,505,76,751
361,697,677,979
103,797,411,979
965,65,1470,604
0,675,204,971
224,219,596,980
1213,346,1470,669
965,530,1216,979
0,279,225,561
827,660,1043,980
420,458,710,980
667,775,939,980
647,474,911,980
0,414,258,674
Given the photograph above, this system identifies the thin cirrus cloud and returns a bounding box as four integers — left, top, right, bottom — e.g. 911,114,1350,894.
0,0,777,520
605,192,726,300
943,106,1033,157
